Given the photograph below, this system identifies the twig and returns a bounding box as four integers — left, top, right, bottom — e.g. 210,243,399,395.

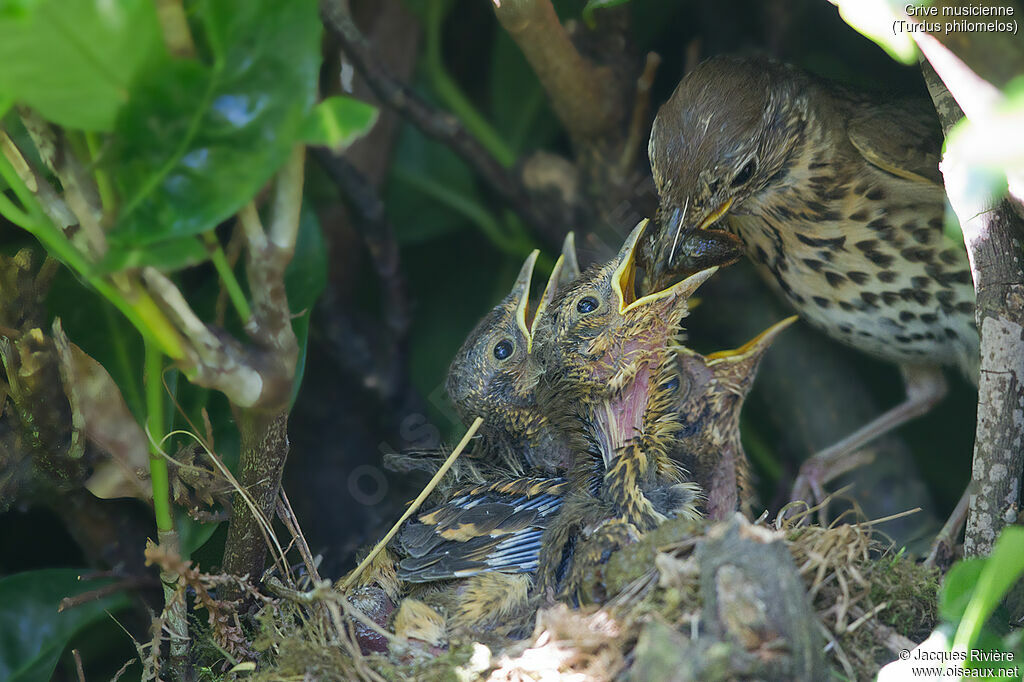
155,0,196,57
320,0,567,245
277,489,322,584
925,484,972,567
618,52,660,178
0,131,79,238
341,416,483,591
58,576,158,612
72,649,86,682
18,108,106,257
221,147,305,592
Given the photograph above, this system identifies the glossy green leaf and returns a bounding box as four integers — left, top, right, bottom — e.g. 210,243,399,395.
0,569,131,682
0,0,162,131
108,0,321,254
301,96,378,151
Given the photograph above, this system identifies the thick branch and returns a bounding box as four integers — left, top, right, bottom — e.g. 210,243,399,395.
491,0,621,141
919,55,1024,557
221,148,306,589
320,0,568,245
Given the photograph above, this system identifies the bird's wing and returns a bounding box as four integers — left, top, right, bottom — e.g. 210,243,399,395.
846,99,944,187
397,477,568,583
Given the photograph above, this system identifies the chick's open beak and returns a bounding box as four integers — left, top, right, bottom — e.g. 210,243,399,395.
614,219,719,318
511,249,540,350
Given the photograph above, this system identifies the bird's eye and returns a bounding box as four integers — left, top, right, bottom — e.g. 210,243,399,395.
576,296,599,314
662,376,680,393
493,339,514,360
731,159,756,187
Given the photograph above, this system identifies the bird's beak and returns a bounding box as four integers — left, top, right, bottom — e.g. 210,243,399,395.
531,233,580,351
705,315,797,368
613,219,718,317
697,196,734,230
511,249,540,350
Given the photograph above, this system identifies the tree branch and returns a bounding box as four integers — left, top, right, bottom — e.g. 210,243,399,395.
220,147,306,590
490,0,622,142
320,0,569,246
918,49,1024,558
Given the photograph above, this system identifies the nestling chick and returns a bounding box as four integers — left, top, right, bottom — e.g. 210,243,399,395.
533,219,717,593
672,316,796,519
444,235,580,476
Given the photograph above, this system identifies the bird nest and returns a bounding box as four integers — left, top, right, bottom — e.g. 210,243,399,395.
177,499,938,682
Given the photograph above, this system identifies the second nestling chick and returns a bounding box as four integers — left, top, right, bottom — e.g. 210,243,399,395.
672,316,796,520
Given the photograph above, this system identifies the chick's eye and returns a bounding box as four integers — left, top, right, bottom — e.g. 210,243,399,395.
731,159,756,187
576,296,599,314
493,339,514,360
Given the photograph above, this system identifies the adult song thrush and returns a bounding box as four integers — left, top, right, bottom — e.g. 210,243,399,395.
645,55,978,503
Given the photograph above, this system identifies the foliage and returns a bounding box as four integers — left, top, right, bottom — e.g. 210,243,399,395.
0,0,1019,679
0,569,131,682
0,0,371,676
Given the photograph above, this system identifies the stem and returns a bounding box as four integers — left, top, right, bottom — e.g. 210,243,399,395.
144,339,190,677
423,1,516,167
202,232,251,322
0,148,188,360
84,132,116,215
146,339,173,534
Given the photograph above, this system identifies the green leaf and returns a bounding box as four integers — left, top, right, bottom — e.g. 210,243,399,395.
0,569,131,681
954,526,1024,652
107,0,321,256
301,96,378,151
582,0,631,28
830,0,919,65
48,269,145,420
96,235,210,274
285,202,327,407
179,511,221,556
0,0,162,130
939,557,986,623
386,122,477,245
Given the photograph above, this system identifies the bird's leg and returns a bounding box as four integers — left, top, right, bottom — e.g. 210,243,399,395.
790,364,948,517
924,485,972,568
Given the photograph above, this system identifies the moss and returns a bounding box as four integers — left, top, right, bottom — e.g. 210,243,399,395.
869,553,939,639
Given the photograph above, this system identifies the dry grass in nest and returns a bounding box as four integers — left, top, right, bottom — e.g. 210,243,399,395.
143,429,939,682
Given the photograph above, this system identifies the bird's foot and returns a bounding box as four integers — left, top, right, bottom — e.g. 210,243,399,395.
789,448,876,525
789,364,949,525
